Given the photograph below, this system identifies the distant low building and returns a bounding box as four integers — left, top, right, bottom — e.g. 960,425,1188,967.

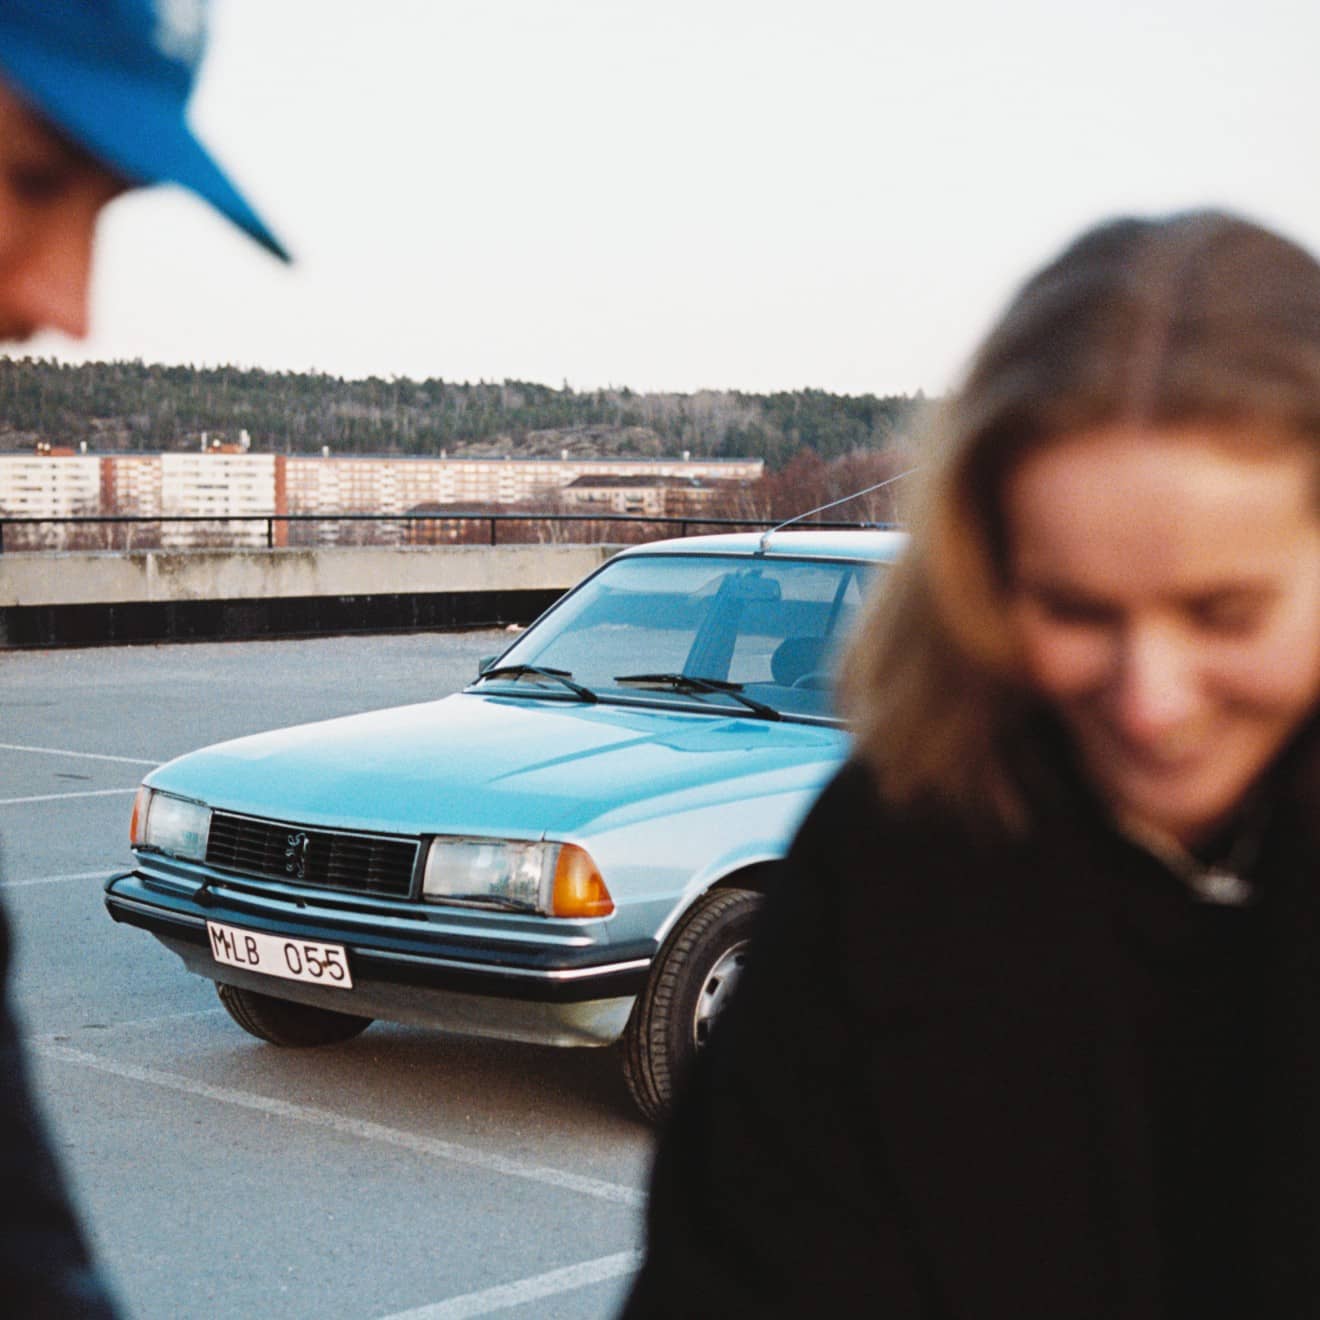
560,473,748,518
402,502,509,547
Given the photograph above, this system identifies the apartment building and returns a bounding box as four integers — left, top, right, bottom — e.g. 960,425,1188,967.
0,453,100,519
0,450,763,548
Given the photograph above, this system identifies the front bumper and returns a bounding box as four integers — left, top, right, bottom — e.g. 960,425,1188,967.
105,862,655,1047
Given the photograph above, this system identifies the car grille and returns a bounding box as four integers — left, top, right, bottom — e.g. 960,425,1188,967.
205,812,418,898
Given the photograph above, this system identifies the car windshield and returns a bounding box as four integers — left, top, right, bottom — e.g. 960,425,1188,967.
477,553,878,720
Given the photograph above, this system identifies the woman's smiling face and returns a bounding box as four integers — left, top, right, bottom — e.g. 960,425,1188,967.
1006,424,1320,846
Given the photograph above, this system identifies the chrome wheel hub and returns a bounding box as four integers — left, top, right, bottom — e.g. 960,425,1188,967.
693,941,749,1048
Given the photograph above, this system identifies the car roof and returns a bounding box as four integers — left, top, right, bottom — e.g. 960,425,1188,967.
612,528,908,564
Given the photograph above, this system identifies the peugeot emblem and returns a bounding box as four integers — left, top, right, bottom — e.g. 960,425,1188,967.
284,831,310,879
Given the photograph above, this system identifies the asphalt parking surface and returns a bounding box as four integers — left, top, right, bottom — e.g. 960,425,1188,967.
1,632,654,1319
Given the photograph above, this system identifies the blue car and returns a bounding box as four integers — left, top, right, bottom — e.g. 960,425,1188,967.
105,529,905,1120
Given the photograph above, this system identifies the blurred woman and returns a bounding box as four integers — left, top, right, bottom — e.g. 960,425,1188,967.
621,211,1320,1319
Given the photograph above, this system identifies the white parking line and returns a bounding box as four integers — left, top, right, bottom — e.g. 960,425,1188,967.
0,788,137,806
33,1043,645,1209
375,1250,643,1319
0,869,116,889
0,741,160,766
82,1008,228,1026
34,1008,227,1033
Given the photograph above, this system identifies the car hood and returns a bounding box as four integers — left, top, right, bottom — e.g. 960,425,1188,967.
147,692,849,839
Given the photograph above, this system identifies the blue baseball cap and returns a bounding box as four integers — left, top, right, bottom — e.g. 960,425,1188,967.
0,0,289,261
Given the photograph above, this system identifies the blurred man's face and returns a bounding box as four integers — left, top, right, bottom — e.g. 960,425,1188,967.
0,78,124,342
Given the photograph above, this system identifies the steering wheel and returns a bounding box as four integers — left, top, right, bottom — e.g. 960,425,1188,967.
790,671,832,690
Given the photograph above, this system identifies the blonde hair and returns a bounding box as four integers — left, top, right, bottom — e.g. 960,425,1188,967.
840,210,1320,831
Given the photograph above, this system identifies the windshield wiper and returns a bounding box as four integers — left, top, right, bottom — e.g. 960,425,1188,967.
613,672,782,721
476,664,597,702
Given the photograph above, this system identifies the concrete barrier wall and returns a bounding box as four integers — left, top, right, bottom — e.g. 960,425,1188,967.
0,544,620,647
0,544,617,608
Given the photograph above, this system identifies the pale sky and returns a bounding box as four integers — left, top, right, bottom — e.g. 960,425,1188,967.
27,0,1320,397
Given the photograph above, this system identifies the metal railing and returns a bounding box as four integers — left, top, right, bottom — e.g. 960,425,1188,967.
0,510,894,553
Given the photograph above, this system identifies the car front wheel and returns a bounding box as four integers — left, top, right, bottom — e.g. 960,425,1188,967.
216,982,373,1047
621,886,762,1124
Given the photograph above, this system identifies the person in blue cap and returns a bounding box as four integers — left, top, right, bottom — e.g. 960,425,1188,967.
0,2,286,1312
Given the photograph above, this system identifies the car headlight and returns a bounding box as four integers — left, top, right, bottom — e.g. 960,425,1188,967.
130,787,212,862
422,837,613,918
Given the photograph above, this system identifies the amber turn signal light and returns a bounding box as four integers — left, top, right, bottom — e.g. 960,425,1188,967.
129,786,151,847
551,844,614,918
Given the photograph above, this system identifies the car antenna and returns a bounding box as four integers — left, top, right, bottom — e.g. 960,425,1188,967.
757,467,919,553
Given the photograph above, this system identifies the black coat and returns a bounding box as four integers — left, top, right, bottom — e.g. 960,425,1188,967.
622,722,1320,1319
0,898,119,1318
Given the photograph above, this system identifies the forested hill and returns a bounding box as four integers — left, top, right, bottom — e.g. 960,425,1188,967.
0,357,927,471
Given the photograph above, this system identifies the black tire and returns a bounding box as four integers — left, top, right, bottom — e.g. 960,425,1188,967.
622,886,762,1124
215,982,373,1047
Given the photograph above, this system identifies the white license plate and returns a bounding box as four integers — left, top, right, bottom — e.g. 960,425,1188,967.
206,921,354,990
